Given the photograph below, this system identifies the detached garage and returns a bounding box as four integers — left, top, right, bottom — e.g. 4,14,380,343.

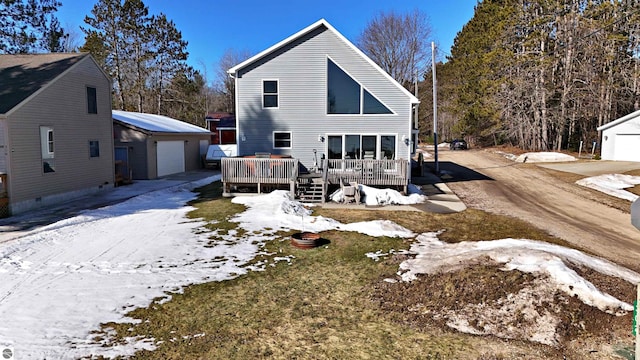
113,111,211,180
598,110,640,162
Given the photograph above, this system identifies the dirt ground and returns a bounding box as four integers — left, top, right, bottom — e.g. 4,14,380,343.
368,149,640,358
432,148,640,273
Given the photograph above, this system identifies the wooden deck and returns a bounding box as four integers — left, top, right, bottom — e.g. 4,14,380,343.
221,157,409,199
324,159,408,187
221,157,299,196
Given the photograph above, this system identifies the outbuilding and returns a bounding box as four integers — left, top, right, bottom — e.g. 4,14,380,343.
598,110,640,162
113,111,211,180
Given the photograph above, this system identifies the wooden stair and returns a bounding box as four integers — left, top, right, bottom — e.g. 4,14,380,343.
296,177,325,203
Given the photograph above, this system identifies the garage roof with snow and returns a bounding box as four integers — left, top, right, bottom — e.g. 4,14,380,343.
113,110,210,134
597,109,640,131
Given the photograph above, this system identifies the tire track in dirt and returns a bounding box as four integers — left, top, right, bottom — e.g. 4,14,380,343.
438,149,640,271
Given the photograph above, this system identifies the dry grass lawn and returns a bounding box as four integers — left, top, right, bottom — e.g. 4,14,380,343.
91,180,636,360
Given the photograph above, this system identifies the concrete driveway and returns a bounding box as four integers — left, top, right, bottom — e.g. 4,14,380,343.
537,160,640,176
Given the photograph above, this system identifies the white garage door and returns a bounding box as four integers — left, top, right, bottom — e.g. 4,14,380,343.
157,141,185,177
614,134,640,162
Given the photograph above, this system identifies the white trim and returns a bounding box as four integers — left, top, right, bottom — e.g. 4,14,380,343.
326,56,396,116
597,109,640,131
228,19,419,105
273,131,292,149
324,133,399,160
40,126,54,158
262,79,280,109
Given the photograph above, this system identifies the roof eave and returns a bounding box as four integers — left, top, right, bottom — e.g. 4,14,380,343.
228,19,421,104
4,53,90,117
597,109,640,131
228,19,328,76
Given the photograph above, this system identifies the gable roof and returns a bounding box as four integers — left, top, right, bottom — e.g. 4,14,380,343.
113,110,211,134
0,53,90,115
228,19,419,104
597,109,640,131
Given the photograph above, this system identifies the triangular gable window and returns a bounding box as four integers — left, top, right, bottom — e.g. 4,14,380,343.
327,58,392,115
363,89,392,114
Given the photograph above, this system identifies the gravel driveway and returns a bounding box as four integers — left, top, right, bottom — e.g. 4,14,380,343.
432,149,640,271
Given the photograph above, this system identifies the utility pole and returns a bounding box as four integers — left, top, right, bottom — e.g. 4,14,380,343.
431,41,439,174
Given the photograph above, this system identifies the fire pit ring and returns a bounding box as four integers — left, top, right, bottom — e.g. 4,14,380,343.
291,232,321,249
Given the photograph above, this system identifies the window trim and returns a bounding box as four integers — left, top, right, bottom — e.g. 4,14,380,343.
325,133,398,160
273,131,292,149
326,56,396,116
262,79,279,109
89,140,100,158
86,86,98,114
40,126,55,173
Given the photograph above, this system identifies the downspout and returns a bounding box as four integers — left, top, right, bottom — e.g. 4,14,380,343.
229,71,241,155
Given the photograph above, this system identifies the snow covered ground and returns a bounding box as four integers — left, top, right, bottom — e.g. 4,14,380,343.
576,173,640,202
0,157,639,358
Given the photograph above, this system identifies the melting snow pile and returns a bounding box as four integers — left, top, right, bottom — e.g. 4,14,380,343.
576,174,640,202
233,190,415,238
372,232,640,345
329,184,427,206
515,152,576,163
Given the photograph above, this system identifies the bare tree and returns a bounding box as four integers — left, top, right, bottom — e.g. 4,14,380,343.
215,48,252,113
60,23,82,52
357,9,433,89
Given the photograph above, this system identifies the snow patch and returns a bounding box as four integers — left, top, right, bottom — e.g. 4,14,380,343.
576,174,640,202
515,152,576,163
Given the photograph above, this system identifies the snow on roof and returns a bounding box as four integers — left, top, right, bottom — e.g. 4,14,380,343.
113,110,210,134
597,109,640,131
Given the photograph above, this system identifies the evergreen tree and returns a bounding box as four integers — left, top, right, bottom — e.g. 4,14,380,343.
0,0,64,53
81,0,197,122
148,13,189,114
446,0,516,146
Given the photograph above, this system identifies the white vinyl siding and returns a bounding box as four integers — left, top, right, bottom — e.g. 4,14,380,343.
235,24,414,166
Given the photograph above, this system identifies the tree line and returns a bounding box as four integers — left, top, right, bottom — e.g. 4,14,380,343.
1,0,238,127
4,1,638,150
422,0,640,151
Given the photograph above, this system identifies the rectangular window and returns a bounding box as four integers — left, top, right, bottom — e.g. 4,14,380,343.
263,80,278,108
327,135,342,160
87,86,97,114
327,134,393,160
89,140,100,158
40,126,55,173
273,132,291,149
381,135,396,159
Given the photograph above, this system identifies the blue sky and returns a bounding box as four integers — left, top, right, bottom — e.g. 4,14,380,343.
56,0,477,79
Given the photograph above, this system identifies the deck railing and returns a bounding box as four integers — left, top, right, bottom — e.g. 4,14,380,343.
221,157,299,194
323,158,408,186
221,157,409,197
